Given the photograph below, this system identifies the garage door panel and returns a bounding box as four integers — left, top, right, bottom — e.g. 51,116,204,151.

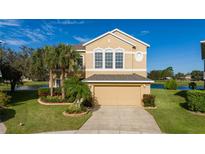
94,86,141,106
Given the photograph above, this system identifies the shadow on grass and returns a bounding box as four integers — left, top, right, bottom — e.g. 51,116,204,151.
175,90,188,99
175,90,189,110
9,90,38,105
0,108,16,122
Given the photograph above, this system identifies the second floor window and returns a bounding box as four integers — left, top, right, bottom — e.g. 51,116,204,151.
95,52,103,68
115,52,123,69
105,52,113,68
77,56,84,70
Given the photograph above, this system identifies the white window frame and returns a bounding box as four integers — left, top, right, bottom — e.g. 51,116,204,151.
93,48,103,69
115,48,124,69
104,48,113,69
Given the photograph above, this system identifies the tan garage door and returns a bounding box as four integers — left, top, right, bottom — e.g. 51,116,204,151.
94,85,141,106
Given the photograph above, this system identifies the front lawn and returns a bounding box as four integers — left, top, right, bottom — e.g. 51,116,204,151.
0,90,91,134
148,89,205,133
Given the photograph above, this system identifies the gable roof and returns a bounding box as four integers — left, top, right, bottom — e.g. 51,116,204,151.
83,31,136,47
111,28,150,47
83,28,150,47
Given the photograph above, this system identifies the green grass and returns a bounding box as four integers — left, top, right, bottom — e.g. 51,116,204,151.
148,89,205,133
154,80,204,86
0,90,91,134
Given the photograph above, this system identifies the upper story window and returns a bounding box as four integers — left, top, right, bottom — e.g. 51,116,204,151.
115,52,123,69
95,52,103,68
105,52,113,68
77,55,84,70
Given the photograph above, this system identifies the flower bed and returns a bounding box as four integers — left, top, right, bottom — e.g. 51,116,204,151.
62,104,88,117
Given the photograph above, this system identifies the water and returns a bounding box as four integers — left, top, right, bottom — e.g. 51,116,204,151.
151,84,204,90
15,85,48,91
15,84,203,91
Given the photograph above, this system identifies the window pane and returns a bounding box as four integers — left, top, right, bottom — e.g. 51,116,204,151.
115,52,123,68
105,52,113,68
77,56,83,70
95,52,103,68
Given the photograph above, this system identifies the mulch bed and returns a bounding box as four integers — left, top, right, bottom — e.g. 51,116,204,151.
37,98,72,106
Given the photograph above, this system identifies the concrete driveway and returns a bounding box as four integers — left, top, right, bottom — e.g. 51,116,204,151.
79,106,161,134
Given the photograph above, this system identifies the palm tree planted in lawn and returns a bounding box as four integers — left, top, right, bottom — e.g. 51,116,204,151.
44,45,59,96
56,44,80,99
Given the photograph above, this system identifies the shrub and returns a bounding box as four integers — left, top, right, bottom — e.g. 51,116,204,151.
143,94,156,107
41,96,66,103
38,87,62,97
164,79,177,90
0,91,11,106
38,88,49,97
65,104,87,114
187,90,205,112
189,82,197,90
64,77,92,106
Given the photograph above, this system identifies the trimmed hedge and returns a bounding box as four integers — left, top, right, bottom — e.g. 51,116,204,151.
164,79,177,90
41,95,67,103
38,88,61,97
143,94,156,107
187,90,205,112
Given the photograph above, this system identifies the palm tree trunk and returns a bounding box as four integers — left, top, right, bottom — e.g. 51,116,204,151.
61,68,65,99
49,69,53,96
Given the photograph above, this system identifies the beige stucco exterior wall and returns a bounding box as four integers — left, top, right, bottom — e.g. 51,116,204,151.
84,33,148,78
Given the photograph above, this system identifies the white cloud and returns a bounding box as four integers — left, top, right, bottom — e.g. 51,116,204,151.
57,20,85,25
19,28,47,42
4,39,27,46
140,30,150,36
0,20,20,27
41,22,55,35
73,36,90,43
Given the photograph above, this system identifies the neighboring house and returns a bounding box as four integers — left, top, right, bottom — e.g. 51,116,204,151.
184,74,191,80
53,28,154,106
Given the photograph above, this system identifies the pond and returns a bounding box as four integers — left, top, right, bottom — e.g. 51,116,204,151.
15,84,204,91
15,85,49,91
151,84,204,90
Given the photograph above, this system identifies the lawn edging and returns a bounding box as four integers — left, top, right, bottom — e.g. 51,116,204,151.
62,111,89,117
144,106,157,109
37,98,72,106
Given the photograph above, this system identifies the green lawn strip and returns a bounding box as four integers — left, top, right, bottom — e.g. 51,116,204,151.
154,80,204,86
147,89,205,134
1,90,91,134
23,81,48,86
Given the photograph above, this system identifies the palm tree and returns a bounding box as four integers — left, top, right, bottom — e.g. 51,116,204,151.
64,77,91,107
44,45,59,96
56,44,80,99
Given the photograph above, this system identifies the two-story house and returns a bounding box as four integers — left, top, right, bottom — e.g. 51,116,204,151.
54,28,153,106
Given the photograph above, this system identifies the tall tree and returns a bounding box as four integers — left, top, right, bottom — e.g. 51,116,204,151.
191,70,203,81
30,48,48,81
0,47,22,92
56,44,80,99
44,46,59,96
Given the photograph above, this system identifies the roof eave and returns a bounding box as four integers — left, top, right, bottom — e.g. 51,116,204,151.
111,28,150,47
82,80,154,83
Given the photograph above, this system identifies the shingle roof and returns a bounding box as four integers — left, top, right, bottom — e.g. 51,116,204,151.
83,74,154,83
72,44,85,50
